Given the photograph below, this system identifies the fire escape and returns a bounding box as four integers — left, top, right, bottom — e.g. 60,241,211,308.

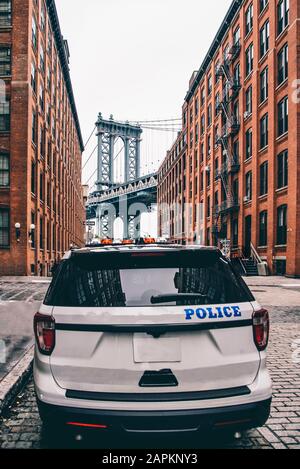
213,42,241,241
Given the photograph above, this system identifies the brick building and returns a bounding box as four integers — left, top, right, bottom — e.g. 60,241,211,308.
0,0,85,276
158,0,300,277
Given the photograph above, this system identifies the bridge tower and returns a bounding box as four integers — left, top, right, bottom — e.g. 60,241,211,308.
95,114,144,239
96,113,142,191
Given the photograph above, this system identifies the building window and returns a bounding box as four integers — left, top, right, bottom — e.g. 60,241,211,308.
260,20,269,58
32,108,37,143
233,62,241,86
233,26,240,46
277,205,287,245
259,161,268,196
260,0,268,12
278,44,288,85
201,87,205,105
0,46,10,76
245,43,254,77
245,3,253,36
233,140,239,162
32,15,37,50
40,45,45,72
0,151,9,186
232,218,239,247
0,0,11,28
259,211,268,246
245,128,252,160
207,196,211,218
195,98,199,116
47,67,51,91
31,160,36,194
260,113,268,149
207,104,212,127
31,213,35,249
277,0,289,36
31,62,37,93
206,169,211,188
277,150,288,189
215,92,220,113
40,2,46,31
0,100,10,131
245,171,252,201
40,172,44,202
278,96,288,136
201,114,205,134
207,135,211,156
245,85,252,114
40,216,44,250
39,84,44,111
208,75,212,95
260,66,268,103
0,208,9,247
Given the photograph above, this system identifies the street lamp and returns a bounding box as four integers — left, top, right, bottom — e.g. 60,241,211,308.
15,223,21,243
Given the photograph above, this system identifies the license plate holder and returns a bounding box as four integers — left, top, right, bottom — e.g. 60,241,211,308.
133,334,181,363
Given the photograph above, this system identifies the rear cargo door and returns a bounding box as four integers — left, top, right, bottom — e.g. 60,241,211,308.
47,249,260,394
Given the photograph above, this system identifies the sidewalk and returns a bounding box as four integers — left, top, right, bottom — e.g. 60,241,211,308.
0,278,49,415
0,277,51,284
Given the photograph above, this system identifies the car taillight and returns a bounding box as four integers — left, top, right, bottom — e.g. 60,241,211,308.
252,309,269,351
34,313,55,355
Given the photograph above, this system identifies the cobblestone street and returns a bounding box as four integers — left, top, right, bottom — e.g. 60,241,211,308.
1,303,300,449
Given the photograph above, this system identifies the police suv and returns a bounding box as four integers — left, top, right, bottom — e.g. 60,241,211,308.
34,243,272,436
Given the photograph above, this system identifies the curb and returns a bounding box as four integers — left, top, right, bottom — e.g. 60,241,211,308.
0,346,34,416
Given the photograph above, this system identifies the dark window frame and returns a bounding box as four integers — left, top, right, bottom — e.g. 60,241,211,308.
260,66,268,103
259,161,268,196
277,43,288,85
0,151,9,187
0,207,9,248
277,0,289,36
260,20,270,58
259,210,268,247
260,113,269,149
277,204,288,245
0,0,12,28
278,96,288,136
0,99,10,132
277,149,288,189
0,46,11,76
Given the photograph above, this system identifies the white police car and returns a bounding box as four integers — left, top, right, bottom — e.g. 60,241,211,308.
33,244,272,436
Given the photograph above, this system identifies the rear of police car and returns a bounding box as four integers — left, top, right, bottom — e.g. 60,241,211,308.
33,245,272,435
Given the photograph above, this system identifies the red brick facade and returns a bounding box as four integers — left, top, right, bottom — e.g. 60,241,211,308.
0,0,85,276
158,0,300,277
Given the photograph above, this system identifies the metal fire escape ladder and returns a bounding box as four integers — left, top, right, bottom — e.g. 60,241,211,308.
214,42,241,237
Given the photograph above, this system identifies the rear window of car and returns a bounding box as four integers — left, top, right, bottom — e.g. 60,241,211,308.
44,250,254,307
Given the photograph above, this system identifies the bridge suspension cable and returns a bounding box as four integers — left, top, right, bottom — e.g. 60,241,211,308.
133,118,181,124
82,144,98,170
140,126,181,132
83,125,96,149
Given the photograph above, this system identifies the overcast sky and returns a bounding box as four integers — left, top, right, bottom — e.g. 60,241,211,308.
56,0,232,186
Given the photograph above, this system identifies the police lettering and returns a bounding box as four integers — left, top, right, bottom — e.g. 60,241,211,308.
184,305,242,321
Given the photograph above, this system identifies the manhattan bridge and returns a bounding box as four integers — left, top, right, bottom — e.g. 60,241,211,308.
83,113,181,240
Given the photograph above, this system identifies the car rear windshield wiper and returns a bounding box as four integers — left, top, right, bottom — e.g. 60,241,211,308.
151,293,207,304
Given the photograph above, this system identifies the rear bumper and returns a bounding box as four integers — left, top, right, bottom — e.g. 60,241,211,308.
37,396,272,434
